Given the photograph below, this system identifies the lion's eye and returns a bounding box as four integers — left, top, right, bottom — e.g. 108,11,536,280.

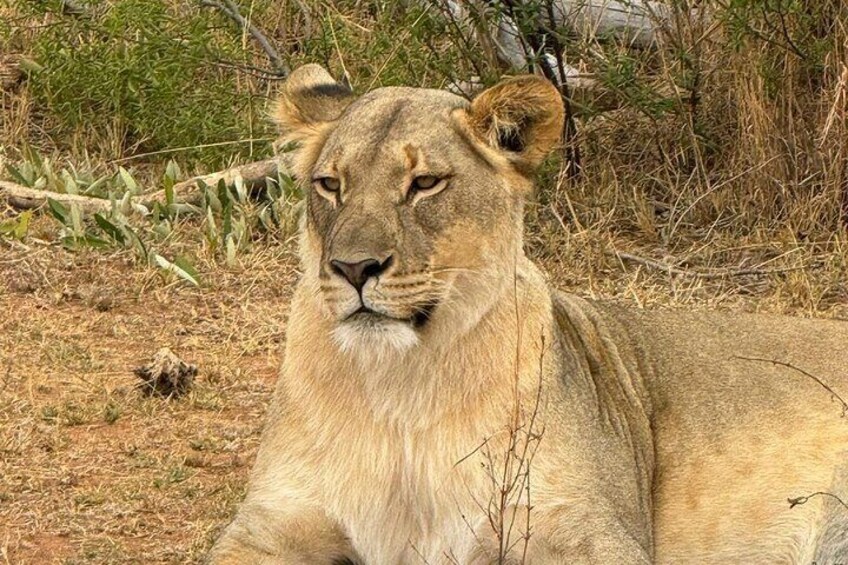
315,177,341,192
411,175,441,192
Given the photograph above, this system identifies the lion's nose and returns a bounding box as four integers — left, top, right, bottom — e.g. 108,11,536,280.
330,256,393,292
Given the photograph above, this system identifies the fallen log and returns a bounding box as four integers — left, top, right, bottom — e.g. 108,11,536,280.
147,157,281,206
433,0,686,54
0,157,287,214
0,180,112,214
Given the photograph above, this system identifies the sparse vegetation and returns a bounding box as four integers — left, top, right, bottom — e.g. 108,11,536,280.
1,0,847,562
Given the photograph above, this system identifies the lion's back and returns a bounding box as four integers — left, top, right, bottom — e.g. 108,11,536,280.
596,302,848,562
603,304,848,424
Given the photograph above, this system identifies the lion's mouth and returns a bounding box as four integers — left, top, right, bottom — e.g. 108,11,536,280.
345,303,436,329
410,303,436,328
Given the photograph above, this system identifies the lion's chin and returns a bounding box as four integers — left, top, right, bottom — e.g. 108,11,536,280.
331,315,420,358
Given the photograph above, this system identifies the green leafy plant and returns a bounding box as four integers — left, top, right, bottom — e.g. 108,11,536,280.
0,210,32,240
3,149,300,285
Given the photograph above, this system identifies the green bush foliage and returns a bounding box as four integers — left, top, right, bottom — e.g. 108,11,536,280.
15,0,277,165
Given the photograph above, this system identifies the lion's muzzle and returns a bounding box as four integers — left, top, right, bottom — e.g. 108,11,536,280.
330,255,394,292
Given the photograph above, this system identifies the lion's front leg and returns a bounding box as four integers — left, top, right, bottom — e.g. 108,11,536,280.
208,504,358,565
528,504,653,565
467,503,652,565
526,535,652,564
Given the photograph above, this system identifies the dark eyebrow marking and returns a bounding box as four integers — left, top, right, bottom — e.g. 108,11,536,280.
358,101,407,164
373,101,405,139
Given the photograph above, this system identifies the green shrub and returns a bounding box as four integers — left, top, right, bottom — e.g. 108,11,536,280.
25,0,274,166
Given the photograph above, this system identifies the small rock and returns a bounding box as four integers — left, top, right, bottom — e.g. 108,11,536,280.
183,454,208,468
78,284,114,311
134,348,197,398
91,293,114,312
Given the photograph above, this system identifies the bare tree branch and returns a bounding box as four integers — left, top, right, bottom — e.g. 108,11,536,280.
210,59,289,81
0,180,112,214
200,0,289,77
1,158,284,214
612,251,813,280
151,157,280,206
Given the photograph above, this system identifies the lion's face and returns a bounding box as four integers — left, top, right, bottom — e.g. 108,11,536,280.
304,88,526,353
275,66,564,355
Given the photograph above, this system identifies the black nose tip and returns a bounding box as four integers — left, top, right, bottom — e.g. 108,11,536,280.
330,256,393,291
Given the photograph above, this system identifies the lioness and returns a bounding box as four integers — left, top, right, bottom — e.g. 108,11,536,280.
210,65,848,564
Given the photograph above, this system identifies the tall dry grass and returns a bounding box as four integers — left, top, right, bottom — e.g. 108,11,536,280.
511,0,848,317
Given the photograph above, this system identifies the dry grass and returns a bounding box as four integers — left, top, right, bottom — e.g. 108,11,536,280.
1,207,845,564
0,215,300,563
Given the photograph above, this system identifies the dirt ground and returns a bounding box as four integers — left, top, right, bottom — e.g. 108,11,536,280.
1,213,847,564
0,236,299,564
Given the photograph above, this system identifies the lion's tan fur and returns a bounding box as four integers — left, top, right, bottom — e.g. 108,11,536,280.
210,66,848,564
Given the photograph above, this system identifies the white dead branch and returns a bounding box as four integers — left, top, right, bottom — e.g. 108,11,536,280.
553,0,673,48
428,0,702,104
0,158,284,215
148,157,281,206
0,180,113,214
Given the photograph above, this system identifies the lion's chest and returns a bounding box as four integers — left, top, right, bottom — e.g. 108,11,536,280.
317,421,498,564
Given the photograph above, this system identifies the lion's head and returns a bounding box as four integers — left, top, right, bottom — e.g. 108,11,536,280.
276,64,564,355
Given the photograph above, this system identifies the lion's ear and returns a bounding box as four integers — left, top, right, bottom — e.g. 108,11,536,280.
273,64,354,143
465,75,564,169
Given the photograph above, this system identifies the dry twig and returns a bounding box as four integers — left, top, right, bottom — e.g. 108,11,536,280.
788,491,848,511
612,251,812,280
735,356,848,417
